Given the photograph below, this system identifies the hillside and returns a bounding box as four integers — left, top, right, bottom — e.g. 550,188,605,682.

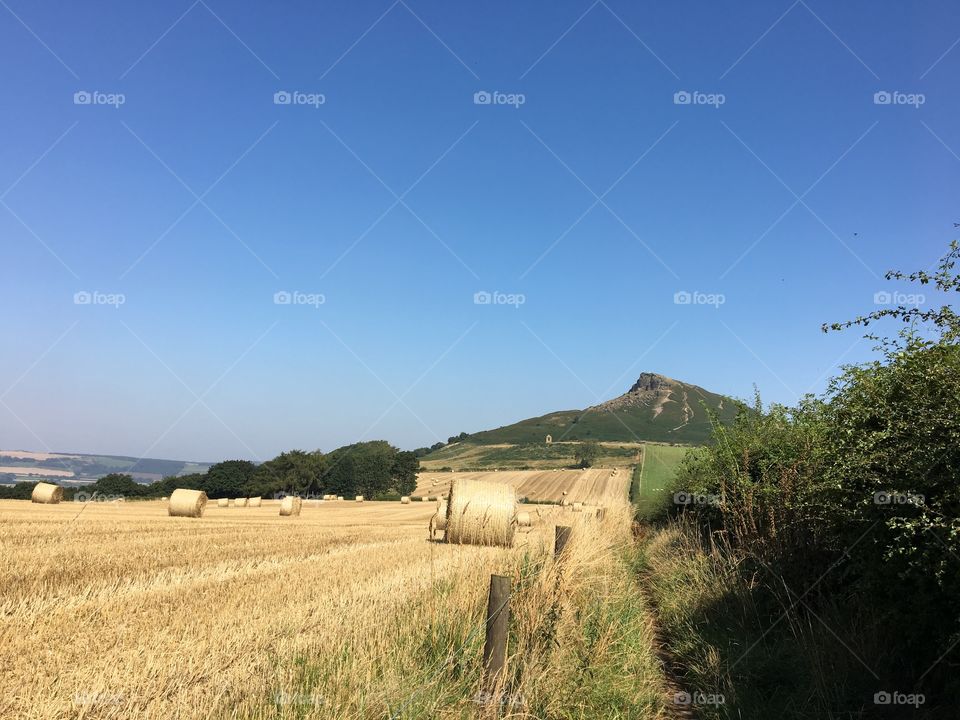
462,372,741,445
0,450,211,485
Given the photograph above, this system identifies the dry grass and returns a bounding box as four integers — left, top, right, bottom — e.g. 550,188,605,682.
0,494,668,719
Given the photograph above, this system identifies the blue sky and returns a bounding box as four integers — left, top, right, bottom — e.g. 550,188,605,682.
1,0,957,461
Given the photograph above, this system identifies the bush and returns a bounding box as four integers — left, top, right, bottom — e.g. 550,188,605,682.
666,239,960,700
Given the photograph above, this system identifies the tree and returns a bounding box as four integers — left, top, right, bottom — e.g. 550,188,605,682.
203,460,257,498
251,450,325,496
322,441,411,498
574,441,601,468
391,451,420,496
91,473,144,498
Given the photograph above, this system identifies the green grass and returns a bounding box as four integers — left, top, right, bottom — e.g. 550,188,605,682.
634,523,908,719
420,441,641,471
633,444,690,519
463,379,741,446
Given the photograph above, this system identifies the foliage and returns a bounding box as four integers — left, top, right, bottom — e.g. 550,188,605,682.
664,238,960,703
574,441,601,468
321,441,420,498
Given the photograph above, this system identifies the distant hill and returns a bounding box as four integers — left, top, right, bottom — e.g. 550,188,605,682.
463,372,742,445
0,450,211,485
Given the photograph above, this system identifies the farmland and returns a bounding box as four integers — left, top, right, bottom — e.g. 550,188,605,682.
418,441,641,471
633,444,690,514
415,467,629,505
0,480,668,719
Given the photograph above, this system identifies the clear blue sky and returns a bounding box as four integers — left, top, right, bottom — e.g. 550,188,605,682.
1,0,957,461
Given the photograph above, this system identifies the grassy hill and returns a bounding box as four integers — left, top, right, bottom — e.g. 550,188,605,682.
0,450,211,484
463,372,741,446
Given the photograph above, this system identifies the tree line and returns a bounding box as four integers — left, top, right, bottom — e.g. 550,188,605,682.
0,440,420,502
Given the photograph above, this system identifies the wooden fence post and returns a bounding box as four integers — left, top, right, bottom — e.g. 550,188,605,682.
482,574,511,697
555,525,572,559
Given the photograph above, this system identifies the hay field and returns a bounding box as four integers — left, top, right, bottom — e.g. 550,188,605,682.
0,493,667,719
415,467,628,505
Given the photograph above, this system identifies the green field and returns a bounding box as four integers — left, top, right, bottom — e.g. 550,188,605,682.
632,443,691,517
419,441,642,470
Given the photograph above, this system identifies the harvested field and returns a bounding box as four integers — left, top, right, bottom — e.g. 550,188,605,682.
0,487,666,719
0,466,75,477
414,467,629,505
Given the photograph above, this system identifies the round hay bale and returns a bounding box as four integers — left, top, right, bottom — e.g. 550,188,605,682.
355,495,364,502
515,511,532,527
235,498,248,507
400,496,410,504
161,496,169,502
279,496,302,516
248,497,262,508
429,498,448,539
31,482,63,504
435,498,448,529
168,488,207,518
562,490,568,496
421,496,429,502
217,498,229,507
336,496,344,501
444,478,516,548
572,502,584,512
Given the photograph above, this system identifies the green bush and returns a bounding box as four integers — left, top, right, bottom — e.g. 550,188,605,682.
668,240,960,700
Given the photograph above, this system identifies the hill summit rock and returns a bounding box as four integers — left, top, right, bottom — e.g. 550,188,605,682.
464,372,741,445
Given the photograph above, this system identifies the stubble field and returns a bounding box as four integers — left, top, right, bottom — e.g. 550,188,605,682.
0,468,666,719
